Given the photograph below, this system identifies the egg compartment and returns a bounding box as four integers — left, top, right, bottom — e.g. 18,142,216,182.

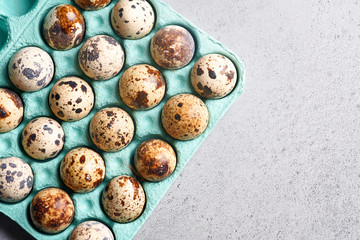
0,0,245,239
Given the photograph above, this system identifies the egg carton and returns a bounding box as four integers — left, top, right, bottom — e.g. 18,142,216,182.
0,0,245,239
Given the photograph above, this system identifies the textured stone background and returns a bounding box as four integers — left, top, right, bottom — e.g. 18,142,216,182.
2,0,360,239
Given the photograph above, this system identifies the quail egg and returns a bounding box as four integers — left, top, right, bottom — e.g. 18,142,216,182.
89,107,134,152
60,147,105,193
101,175,145,223
69,221,114,240
151,25,195,69
134,139,176,181
0,157,33,202
42,4,85,50
191,54,237,99
78,35,125,81
74,0,112,10
161,94,209,140
119,64,165,110
8,47,54,92
0,88,23,133
22,117,65,160
30,187,75,234
49,77,94,121
111,0,155,39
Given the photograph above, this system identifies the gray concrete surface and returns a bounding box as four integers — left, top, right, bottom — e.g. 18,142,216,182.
2,0,360,239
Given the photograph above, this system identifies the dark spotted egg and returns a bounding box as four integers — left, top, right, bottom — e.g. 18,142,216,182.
0,88,23,133
0,157,33,203
49,77,94,121
30,187,75,233
161,94,209,140
111,0,155,39
21,117,65,160
74,0,112,10
119,64,165,110
69,221,114,240
8,47,54,92
191,54,237,99
42,4,85,50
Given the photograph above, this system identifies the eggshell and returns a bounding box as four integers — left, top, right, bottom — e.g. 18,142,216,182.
101,175,145,223
0,88,23,133
119,64,165,110
21,117,65,160
0,157,33,202
161,94,209,140
49,77,94,121
69,221,114,240
8,47,54,92
74,0,112,10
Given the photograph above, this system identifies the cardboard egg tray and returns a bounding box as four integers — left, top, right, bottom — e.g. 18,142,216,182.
0,0,245,239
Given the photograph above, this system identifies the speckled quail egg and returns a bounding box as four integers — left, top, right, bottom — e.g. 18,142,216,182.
101,175,145,223
191,54,237,99
49,77,94,121
60,147,105,193
161,94,209,140
0,157,33,202
74,0,112,10
0,88,23,133
78,35,125,81
134,139,176,181
119,64,165,110
111,0,155,39
69,221,114,240
42,4,85,50
151,25,195,70
90,107,134,152
30,187,75,234
8,47,54,92
22,117,65,160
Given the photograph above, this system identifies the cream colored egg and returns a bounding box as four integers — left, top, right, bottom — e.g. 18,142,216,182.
69,221,114,240
0,88,23,133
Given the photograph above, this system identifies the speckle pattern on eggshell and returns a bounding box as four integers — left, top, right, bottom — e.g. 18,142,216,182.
111,0,155,39
49,77,94,121
89,107,134,152
151,25,195,70
161,94,209,140
101,175,145,223
69,221,114,240
191,54,237,99
78,35,125,81
30,187,74,234
8,47,54,92
42,4,85,50
119,64,166,110
74,0,112,10
60,147,105,193
0,157,33,203
134,139,176,181
21,117,65,160
0,88,23,133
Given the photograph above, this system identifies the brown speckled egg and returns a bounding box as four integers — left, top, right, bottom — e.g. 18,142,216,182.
49,77,94,121
119,64,165,110
69,221,114,240
78,35,125,81
89,107,134,152
191,54,237,99
30,187,74,234
8,47,54,92
134,139,176,181
60,147,105,193
101,175,145,223
151,25,195,69
42,4,85,50
0,157,33,202
21,117,65,160
0,88,23,133
111,0,155,39
161,94,209,140
74,0,112,10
